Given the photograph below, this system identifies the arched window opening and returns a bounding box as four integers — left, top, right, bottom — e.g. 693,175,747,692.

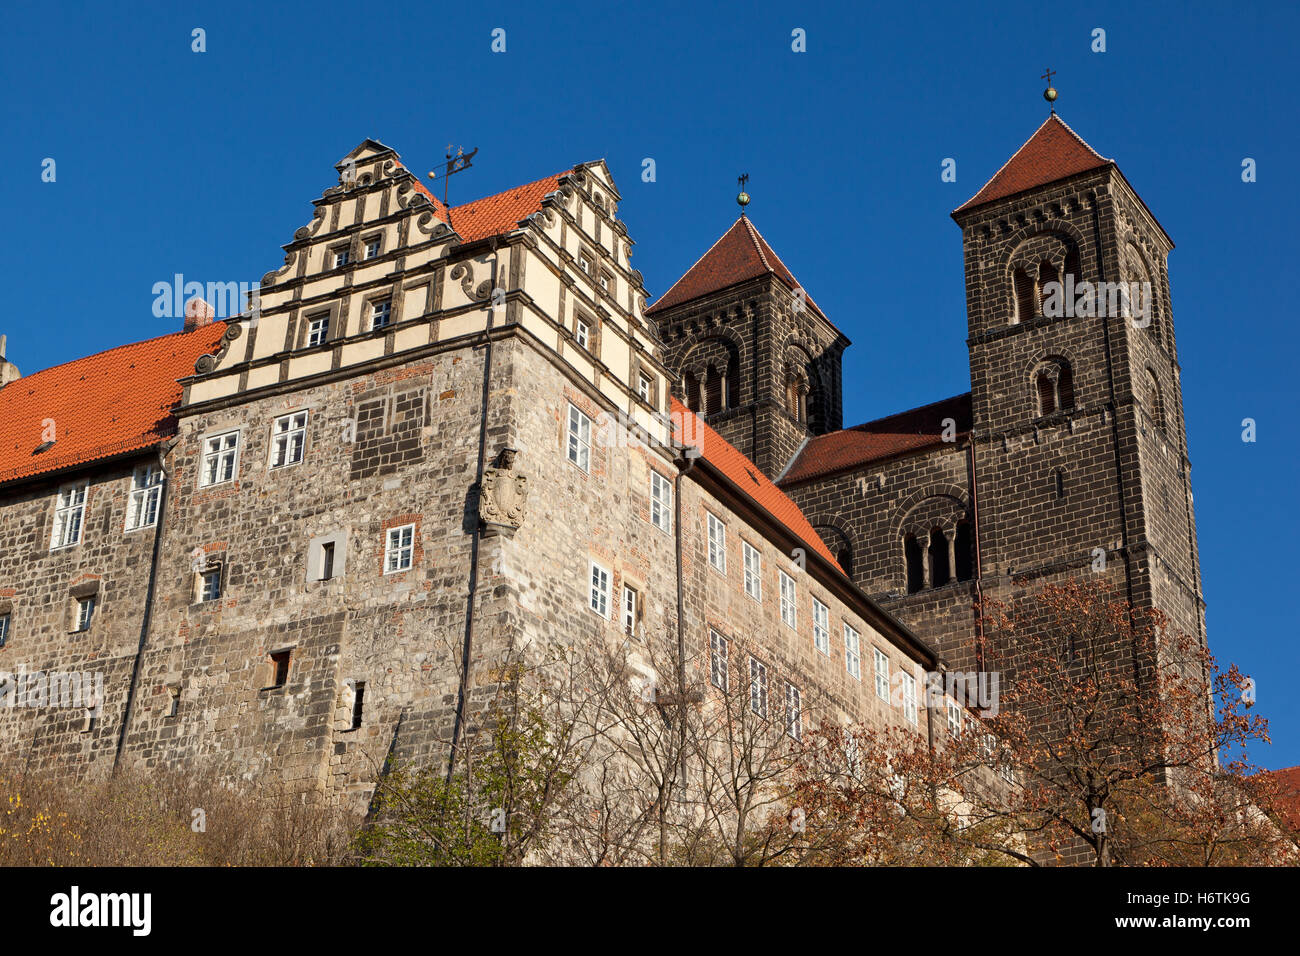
1038,260,1060,315
954,521,973,582
904,534,924,594
685,372,700,413
1014,268,1036,324
1057,363,1074,410
1065,247,1083,288
1034,359,1075,417
785,373,807,424
836,546,853,578
1054,468,1066,499
1145,368,1164,430
705,364,725,414
928,528,950,588
1036,371,1057,416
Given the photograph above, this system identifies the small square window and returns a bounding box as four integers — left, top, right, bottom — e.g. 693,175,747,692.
269,411,308,469
384,524,414,574
578,250,593,274
370,300,392,330
75,596,95,632
200,431,240,487
333,247,351,269
270,649,291,688
200,567,222,602
306,312,329,347
364,237,381,260
599,272,612,293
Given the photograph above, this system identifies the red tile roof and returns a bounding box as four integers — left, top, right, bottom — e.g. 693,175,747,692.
672,397,838,568
0,324,227,487
449,170,572,242
780,393,973,486
954,114,1111,215
647,216,826,320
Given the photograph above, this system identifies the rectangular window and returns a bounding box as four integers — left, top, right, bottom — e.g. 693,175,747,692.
125,465,163,532
384,524,414,573
332,247,350,269
599,272,612,293
369,300,392,330
364,238,381,260
749,656,768,720
874,648,890,702
706,513,726,574
901,671,918,725
321,542,336,581
575,318,590,349
649,471,672,534
742,542,762,602
709,630,729,691
637,371,652,402
785,682,802,741
947,700,963,739
75,596,95,632
166,686,180,719
270,649,291,688
589,561,610,618
269,411,308,469
306,312,328,347
200,431,240,487
50,482,88,549
844,622,862,680
351,681,367,729
812,598,830,655
567,404,591,472
779,571,797,629
622,584,638,634
0,612,8,648
200,567,222,602
578,250,593,274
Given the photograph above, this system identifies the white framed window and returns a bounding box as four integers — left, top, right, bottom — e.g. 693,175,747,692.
709,630,729,691
873,648,890,702
900,670,918,725
75,596,95,632
125,465,163,532
567,404,591,472
575,318,590,349
622,584,638,634
384,524,414,574
742,542,762,602
599,272,611,293
200,431,240,487
706,513,726,574
785,682,802,741
0,612,9,647
649,471,672,534
50,482,88,549
588,560,611,618
777,571,797,628
749,656,768,719
578,250,593,274
812,598,830,655
332,247,350,269
305,312,328,347
637,371,653,403
844,623,862,680
947,700,963,738
200,567,222,602
364,237,381,260
269,411,309,469
369,300,392,330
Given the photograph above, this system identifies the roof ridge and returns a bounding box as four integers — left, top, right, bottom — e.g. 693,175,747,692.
450,166,579,214
848,391,973,431
1051,113,1111,163
741,216,774,272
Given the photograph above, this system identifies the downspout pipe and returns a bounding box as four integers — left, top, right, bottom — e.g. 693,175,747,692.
672,446,696,790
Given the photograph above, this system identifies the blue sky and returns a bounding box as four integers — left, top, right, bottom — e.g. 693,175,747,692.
3,0,1296,767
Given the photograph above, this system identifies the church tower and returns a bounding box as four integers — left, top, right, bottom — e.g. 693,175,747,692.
647,213,849,480
953,111,1206,657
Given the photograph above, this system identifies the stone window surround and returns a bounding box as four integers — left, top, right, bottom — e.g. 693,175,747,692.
67,579,100,634
307,530,348,583
361,230,385,261
296,301,342,349
363,288,398,332
191,557,225,605
631,357,658,410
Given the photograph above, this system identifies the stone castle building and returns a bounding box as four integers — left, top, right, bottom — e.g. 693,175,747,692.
0,115,1204,814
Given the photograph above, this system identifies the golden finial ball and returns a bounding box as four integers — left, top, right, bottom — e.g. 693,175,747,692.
1044,86,1058,103
737,191,750,208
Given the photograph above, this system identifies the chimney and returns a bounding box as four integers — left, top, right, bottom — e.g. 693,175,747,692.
183,297,217,332
0,334,20,388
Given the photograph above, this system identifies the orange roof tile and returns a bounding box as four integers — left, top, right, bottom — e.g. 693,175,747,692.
954,114,1111,215
672,397,838,568
0,324,227,487
647,216,826,319
781,394,972,486
449,170,571,242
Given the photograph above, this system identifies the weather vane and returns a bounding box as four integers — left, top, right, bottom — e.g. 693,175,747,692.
428,144,479,207
737,173,750,213
1041,68,1058,112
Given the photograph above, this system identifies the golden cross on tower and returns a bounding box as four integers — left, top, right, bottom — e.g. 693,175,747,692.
1041,68,1058,112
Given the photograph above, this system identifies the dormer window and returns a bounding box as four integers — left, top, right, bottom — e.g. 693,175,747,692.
333,247,351,269
370,300,392,330
306,312,328,347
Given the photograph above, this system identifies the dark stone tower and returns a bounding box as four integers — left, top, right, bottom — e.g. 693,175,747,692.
647,216,848,480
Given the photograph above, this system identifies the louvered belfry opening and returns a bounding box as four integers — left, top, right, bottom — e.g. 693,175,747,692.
1014,268,1036,323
